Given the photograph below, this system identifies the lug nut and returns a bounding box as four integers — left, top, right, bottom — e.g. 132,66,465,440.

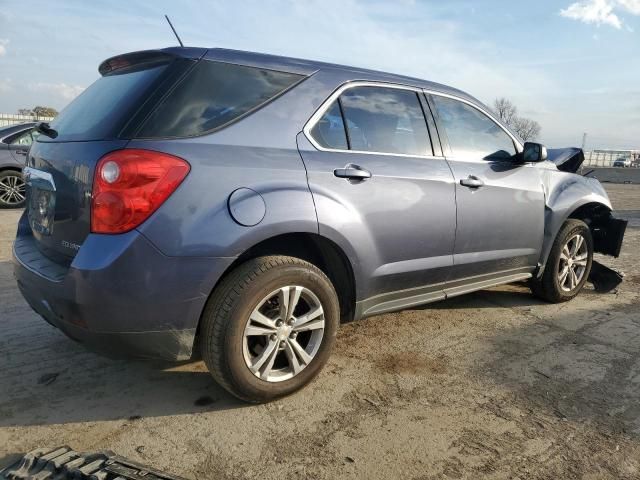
270,334,277,341
290,332,297,339
287,319,295,326
279,340,286,348
276,320,283,327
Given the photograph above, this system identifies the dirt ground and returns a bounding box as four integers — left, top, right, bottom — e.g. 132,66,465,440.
1,184,640,479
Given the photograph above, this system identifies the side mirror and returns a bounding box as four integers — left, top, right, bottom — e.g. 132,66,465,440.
522,142,548,163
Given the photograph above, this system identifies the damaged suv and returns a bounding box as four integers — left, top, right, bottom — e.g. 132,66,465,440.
13,47,627,402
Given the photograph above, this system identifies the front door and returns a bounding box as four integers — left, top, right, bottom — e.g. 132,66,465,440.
298,84,457,316
428,93,545,293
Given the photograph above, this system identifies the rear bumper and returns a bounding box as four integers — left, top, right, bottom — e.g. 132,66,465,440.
13,213,234,361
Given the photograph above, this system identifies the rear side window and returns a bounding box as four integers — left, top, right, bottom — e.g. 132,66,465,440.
340,87,431,156
310,86,432,156
310,101,348,150
432,95,516,160
49,62,172,142
136,60,304,138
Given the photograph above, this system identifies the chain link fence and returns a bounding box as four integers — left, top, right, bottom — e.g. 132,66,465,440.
0,113,55,128
583,149,640,168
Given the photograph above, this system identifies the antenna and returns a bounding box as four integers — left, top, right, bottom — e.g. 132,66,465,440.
164,15,184,47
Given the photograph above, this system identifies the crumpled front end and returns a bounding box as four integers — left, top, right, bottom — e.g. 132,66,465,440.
547,147,584,173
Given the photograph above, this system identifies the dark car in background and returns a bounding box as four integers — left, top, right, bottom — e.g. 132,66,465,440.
0,122,37,208
13,47,627,402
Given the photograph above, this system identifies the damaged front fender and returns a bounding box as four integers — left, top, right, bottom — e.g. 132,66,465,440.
537,165,626,277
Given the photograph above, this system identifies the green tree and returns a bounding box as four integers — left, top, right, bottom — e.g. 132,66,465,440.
32,106,58,118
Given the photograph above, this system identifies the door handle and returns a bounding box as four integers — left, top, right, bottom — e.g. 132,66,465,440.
460,176,484,189
15,149,28,156
334,164,372,180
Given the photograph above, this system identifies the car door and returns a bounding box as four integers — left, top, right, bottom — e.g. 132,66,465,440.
297,83,457,316
427,93,545,293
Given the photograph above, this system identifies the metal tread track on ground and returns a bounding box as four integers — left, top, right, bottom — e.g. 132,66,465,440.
1,446,185,480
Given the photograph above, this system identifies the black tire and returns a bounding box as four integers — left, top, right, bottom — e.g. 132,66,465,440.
0,170,26,209
530,219,593,303
200,255,340,403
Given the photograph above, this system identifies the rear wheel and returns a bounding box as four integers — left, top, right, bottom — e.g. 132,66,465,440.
0,170,26,209
200,255,340,403
530,219,593,303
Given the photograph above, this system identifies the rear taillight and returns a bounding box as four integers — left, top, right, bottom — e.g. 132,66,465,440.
91,149,190,234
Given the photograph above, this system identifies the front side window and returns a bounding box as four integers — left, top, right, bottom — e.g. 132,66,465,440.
339,86,431,156
432,95,516,160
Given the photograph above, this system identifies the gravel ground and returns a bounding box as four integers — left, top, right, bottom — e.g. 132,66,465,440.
1,184,640,479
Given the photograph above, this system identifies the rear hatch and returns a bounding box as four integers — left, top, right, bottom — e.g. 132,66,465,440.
25,50,200,263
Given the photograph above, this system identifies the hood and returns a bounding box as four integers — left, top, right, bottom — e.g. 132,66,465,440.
547,147,584,173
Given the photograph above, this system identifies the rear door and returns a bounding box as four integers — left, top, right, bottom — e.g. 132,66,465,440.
428,93,545,291
298,83,456,314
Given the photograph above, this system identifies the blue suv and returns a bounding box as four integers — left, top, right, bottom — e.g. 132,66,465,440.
13,47,626,402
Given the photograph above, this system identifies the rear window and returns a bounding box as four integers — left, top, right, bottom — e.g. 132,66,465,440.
136,60,304,138
48,61,174,142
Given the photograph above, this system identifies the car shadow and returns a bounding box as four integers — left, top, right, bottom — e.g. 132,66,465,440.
430,281,640,440
0,335,247,427
0,258,247,427
411,282,545,311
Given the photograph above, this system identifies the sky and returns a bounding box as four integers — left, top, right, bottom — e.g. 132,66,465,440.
0,0,638,149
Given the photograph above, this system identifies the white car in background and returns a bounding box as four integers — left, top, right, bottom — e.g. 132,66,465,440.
613,157,632,168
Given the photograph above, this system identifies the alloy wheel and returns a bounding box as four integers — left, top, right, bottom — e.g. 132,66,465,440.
243,285,325,382
558,233,588,292
0,173,26,206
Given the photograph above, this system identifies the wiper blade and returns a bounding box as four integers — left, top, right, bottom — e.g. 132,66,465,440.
35,122,58,139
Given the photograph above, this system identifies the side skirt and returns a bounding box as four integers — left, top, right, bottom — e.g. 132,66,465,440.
354,268,533,320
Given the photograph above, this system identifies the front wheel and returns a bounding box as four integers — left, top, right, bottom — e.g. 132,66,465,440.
530,219,593,303
200,255,340,403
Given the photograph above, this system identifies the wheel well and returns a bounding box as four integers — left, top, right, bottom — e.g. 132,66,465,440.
568,202,611,225
0,166,22,174
226,233,356,323
568,202,625,257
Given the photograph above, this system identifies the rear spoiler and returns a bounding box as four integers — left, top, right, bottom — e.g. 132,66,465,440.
99,47,207,76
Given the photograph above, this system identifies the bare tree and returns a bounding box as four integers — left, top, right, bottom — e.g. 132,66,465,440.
512,117,541,142
493,97,541,142
16,108,34,116
493,97,518,127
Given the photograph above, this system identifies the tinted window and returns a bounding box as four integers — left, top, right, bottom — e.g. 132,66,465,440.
138,61,303,138
339,87,431,156
7,129,35,146
432,96,516,160
49,62,171,142
310,101,348,149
